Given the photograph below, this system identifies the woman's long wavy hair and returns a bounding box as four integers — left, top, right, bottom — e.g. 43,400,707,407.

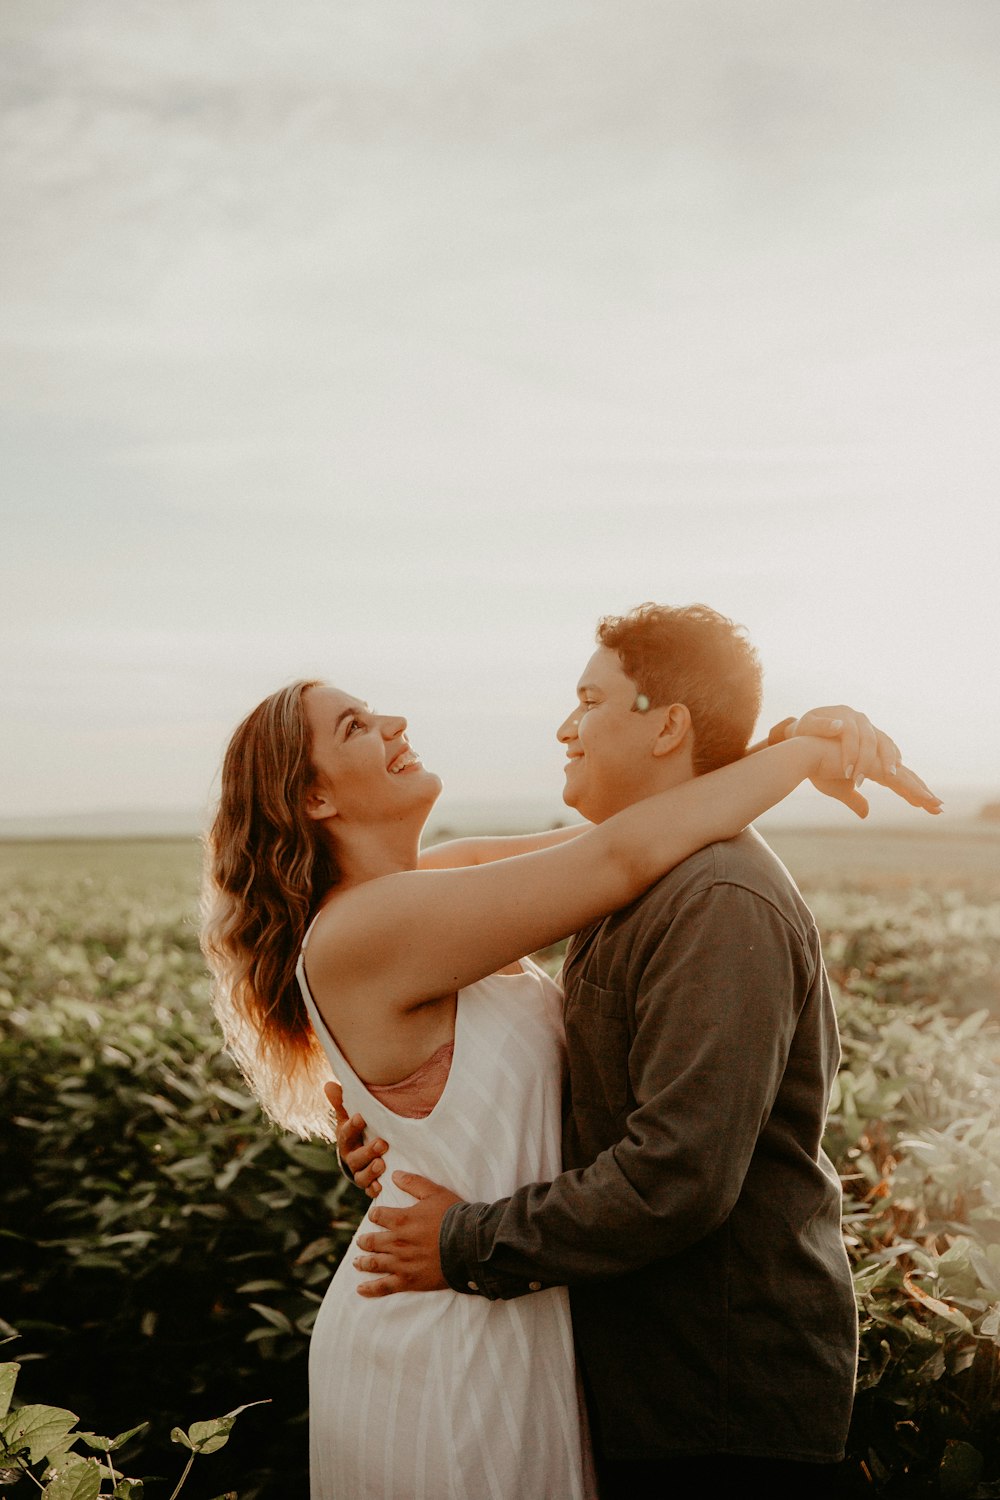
201,680,340,1139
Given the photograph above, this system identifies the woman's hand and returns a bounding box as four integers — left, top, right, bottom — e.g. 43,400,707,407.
323,1081,387,1198
783,706,941,819
787,705,895,781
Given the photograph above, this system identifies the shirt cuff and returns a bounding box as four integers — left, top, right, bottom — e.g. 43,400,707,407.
439,1201,556,1302
440,1201,495,1297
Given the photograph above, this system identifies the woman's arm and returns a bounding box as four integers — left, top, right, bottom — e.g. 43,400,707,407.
748,705,941,818
748,705,892,774
307,736,848,1014
748,705,940,819
418,826,586,870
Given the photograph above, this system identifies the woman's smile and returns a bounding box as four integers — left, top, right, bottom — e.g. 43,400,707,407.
388,747,422,774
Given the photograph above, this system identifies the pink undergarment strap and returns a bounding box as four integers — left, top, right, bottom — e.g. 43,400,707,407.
365,1041,455,1119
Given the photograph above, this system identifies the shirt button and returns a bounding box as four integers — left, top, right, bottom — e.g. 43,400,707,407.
528,1281,542,1291
467,1280,479,1291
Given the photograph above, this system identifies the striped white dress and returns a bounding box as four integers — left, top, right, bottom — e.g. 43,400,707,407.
296,949,595,1500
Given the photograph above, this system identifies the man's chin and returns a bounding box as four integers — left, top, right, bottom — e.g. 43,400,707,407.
562,780,592,820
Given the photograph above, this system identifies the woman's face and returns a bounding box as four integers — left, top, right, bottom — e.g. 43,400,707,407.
303,684,441,827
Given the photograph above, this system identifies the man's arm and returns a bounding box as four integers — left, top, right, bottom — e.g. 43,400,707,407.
355,880,817,1299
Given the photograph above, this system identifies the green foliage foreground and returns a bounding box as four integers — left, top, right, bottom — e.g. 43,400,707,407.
814,889,1000,1496
0,1360,263,1500
0,857,355,1498
2,843,1000,1497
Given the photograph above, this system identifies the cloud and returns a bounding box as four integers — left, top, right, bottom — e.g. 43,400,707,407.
2,1,998,813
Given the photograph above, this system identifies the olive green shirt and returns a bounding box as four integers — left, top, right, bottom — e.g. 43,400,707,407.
439,828,857,1462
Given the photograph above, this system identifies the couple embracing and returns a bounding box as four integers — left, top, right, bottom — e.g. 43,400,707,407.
202,602,940,1499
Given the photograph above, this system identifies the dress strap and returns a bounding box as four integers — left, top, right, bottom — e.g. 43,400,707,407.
301,907,325,954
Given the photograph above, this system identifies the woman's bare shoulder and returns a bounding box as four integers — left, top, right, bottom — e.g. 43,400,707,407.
304,871,436,1001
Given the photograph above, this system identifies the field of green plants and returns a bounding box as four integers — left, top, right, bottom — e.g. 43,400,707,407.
2,828,999,1498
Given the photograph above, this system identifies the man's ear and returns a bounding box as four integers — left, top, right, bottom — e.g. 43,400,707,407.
305,783,337,821
651,703,692,758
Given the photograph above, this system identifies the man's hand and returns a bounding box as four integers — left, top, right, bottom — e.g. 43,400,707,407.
785,706,941,819
323,1081,388,1196
352,1172,463,1297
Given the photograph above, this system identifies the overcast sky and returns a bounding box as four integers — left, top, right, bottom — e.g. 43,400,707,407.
2,0,998,827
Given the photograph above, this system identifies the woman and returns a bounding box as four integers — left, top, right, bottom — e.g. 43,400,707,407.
201,678,924,1500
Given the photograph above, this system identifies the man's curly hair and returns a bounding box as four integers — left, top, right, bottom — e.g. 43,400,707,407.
597,603,762,774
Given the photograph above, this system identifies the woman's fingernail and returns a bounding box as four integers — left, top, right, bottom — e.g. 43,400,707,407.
831,719,843,730
844,764,854,780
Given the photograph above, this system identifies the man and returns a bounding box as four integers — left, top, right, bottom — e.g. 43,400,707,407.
335,603,939,1494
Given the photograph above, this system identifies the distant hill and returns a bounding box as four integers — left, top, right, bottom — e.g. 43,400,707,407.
0,797,574,843
0,808,208,840
0,785,992,841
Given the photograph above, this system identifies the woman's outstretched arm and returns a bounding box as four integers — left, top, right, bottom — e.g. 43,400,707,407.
746,704,940,819
306,735,864,1018
418,826,585,870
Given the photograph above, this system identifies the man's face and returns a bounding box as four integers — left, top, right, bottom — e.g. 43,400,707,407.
557,647,668,823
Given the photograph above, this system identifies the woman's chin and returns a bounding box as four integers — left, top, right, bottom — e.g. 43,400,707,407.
419,769,444,805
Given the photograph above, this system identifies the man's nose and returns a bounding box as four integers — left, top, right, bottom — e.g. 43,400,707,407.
556,711,578,743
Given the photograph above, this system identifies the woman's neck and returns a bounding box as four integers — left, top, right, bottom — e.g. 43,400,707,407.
327,819,423,891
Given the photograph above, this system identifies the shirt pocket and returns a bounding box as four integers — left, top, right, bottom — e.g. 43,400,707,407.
564,976,630,1121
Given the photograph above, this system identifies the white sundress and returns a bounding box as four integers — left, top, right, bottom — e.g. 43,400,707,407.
296,943,595,1500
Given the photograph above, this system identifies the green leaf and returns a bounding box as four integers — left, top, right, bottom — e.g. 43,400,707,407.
210,1083,252,1110
40,1435,79,1473
74,1421,146,1458
186,1418,234,1454
294,1236,339,1265
113,1480,144,1499
170,1426,194,1451
0,1403,78,1464
182,1400,270,1456
0,1363,19,1421
980,1304,1000,1340
280,1141,341,1173
248,1303,293,1334
44,1454,103,1500
108,1423,148,1453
